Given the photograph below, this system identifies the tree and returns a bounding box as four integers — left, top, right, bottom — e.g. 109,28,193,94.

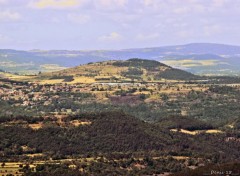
139,94,147,100
160,94,169,101
1,162,5,168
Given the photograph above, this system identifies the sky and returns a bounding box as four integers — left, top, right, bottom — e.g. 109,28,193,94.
0,0,240,50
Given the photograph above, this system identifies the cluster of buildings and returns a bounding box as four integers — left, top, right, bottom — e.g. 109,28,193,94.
0,82,89,107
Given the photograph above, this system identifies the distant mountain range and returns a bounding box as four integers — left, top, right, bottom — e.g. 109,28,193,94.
1,43,240,76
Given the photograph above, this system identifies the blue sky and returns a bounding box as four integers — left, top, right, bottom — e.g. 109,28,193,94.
0,0,240,50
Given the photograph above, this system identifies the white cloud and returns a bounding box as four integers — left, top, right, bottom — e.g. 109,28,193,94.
110,13,140,24
136,33,160,41
98,0,127,7
203,25,222,36
0,0,7,4
142,0,154,6
50,16,61,23
141,0,166,11
94,0,128,10
0,10,21,22
98,32,123,42
67,14,90,24
176,30,193,38
140,0,208,14
0,34,11,43
171,1,207,14
29,0,129,10
173,7,190,14
212,0,229,7
142,0,165,7
30,0,86,9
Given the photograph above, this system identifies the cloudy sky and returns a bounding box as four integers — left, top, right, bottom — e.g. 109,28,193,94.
0,0,240,50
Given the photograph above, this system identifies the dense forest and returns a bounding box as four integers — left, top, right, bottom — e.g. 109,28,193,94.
0,111,239,175
0,111,239,161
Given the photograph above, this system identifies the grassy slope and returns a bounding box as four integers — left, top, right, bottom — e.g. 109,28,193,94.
32,59,200,84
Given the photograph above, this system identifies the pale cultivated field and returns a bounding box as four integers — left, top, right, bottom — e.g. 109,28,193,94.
1,73,35,81
28,123,43,130
205,129,224,134
163,59,219,67
38,79,64,84
70,120,92,127
71,76,95,84
170,129,224,135
170,129,200,135
40,64,66,71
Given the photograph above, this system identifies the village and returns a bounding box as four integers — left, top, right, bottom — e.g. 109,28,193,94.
0,80,212,110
